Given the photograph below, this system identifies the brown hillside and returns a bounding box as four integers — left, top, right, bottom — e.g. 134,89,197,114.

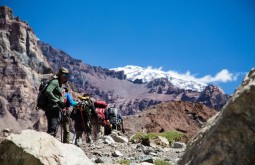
124,101,217,138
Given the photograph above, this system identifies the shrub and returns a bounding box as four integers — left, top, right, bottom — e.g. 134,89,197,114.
130,131,183,145
154,159,172,165
160,131,183,143
119,159,132,165
130,132,146,143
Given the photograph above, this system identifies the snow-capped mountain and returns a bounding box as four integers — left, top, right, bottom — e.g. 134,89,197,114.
111,65,208,92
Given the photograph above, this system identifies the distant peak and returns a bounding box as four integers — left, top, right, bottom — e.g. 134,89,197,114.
111,65,208,92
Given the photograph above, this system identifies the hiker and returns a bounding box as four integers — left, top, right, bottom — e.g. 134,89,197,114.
71,94,97,146
44,67,69,137
61,86,78,143
104,105,125,135
91,100,108,141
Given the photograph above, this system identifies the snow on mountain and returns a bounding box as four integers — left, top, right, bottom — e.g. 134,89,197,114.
111,65,208,92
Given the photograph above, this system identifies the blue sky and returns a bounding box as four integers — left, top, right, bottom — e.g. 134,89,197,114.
2,0,255,94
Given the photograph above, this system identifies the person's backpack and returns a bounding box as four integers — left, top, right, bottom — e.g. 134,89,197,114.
94,100,108,126
94,100,107,108
70,98,92,120
96,108,106,126
108,107,120,125
36,79,53,110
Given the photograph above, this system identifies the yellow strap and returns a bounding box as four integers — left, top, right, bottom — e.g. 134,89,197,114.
78,95,90,100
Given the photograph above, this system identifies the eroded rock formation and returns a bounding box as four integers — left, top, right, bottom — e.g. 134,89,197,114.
0,6,52,130
178,68,255,165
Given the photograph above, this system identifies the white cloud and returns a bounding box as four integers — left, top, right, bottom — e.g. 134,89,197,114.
198,69,239,83
164,68,240,84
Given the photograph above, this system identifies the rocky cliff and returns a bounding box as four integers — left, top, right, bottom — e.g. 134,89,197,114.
0,6,52,130
178,68,255,165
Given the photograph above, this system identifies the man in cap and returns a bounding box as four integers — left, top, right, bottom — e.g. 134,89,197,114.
44,67,69,137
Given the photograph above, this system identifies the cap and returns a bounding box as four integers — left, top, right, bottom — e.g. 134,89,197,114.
59,67,69,74
55,67,69,78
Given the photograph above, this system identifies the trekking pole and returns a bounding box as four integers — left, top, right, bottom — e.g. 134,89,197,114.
97,116,100,140
116,114,118,131
60,111,63,143
67,108,72,143
72,133,76,144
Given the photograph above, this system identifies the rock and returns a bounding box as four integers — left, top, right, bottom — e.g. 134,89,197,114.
138,163,155,165
136,144,147,152
2,128,10,137
112,150,123,157
171,142,186,149
95,156,113,163
149,152,157,156
138,155,154,163
2,128,10,133
0,129,94,165
110,134,129,143
103,136,115,144
144,136,169,148
178,68,255,165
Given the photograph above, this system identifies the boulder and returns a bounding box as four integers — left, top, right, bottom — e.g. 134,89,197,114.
0,129,94,165
178,68,255,165
110,134,129,143
143,136,169,148
171,142,186,149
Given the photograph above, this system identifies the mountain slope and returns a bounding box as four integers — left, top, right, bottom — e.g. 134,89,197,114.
124,101,217,139
39,41,230,113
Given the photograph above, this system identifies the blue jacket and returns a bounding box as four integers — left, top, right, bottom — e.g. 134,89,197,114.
64,92,78,106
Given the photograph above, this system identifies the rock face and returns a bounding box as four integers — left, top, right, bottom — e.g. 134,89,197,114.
124,101,217,138
196,85,230,110
178,68,255,165
147,79,230,111
0,129,94,165
0,6,52,130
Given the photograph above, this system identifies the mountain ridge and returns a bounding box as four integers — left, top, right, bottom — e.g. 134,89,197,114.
111,65,208,92
39,41,229,112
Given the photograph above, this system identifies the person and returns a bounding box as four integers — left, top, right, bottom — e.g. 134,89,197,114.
72,94,97,146
104,105,125,135
44,67,69,137
91,100,108,141
61,86,78,143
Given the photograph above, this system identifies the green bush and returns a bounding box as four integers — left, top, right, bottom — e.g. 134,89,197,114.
119,159,132,165
130,131,183,144
130,132,146,143
154,159,172,165
160,131,183,143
